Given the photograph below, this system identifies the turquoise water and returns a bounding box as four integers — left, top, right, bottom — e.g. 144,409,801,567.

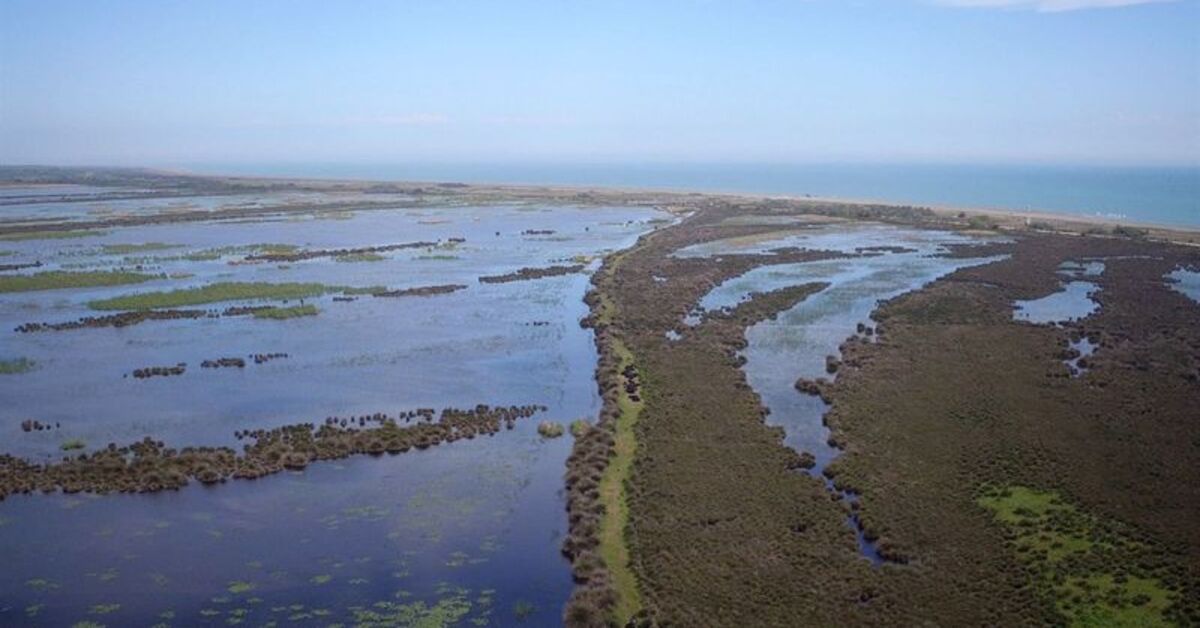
184,162,1200,228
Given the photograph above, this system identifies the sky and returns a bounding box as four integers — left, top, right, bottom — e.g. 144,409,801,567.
0,0,1197,167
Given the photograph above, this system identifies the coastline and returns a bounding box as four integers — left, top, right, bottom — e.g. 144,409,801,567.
174,169,1200,236
2,166,1199,245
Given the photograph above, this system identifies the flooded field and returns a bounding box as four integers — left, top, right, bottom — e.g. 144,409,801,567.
0,191,666,626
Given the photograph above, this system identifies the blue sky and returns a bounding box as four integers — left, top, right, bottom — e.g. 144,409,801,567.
1,0,1196,166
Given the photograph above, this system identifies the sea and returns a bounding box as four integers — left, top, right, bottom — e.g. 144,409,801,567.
182,162,1200,229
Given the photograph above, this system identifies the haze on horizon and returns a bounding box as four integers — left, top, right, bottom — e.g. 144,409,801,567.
1,0,1197,169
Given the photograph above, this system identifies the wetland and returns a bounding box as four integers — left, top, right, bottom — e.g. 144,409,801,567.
1,167,1198,626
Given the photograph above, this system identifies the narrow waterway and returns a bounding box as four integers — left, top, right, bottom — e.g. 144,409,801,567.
686,224,1002,563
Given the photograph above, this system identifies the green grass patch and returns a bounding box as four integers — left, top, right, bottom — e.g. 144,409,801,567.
979,485,1177,626
0,270,159,293
101,242,181,255
334,252,386,263
60,439,86,451
415,254,461,261
978,486,1093,562
88,282,339,310
0,357,36,375
340,285,387,295
1057,574,1174,627
598,337,643,623
176,244,299,262
0,229,106,241
252,304,318,320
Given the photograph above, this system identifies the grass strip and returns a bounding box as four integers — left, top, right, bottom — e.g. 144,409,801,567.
598,337,644,623
0,270,158,293
0,229,106,241
89,282,336,311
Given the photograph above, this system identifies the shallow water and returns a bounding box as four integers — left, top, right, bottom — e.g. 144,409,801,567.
1,204,660,459
1167,268,1200,304
687,224,1000,562
0,196,668,625
0,189,414,224
0,431,572,626
1066,337,1097,377
1013,281,1099,324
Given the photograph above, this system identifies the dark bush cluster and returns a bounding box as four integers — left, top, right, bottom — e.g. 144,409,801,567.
0,404,545,499
243,240,444,263
131,363,186,379
479,264,586,284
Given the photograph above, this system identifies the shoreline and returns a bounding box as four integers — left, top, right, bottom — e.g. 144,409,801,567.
1,166,1198,244
177,169,1200,234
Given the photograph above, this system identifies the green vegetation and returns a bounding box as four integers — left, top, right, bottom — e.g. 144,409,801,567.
979,485,1177,627
127,243,301,262
61,439,86,452
569,419,590,438
88,282,339,310
341,285,387,295
977,486,1094,561
415,254,461,261
0,270,158,293
0,229,105,241
101,242,180,255
335,252,386,262
252,304,318,320
0,357,36,375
